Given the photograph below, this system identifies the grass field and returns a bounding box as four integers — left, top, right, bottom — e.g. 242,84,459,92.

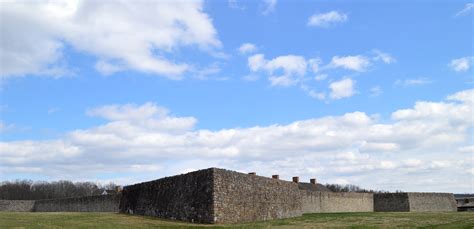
1,212,473,228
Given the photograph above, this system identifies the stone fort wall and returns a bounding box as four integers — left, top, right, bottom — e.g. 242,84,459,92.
213,168,302,223
119,168,215,223
0,195,119,212
374,193,410,212
407,193,457,212
374,193,457,212
0,200,35,212
0,168,459,223
33,194,120,212
301,190,374,213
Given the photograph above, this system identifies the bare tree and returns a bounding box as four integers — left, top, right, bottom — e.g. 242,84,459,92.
0,180,119,200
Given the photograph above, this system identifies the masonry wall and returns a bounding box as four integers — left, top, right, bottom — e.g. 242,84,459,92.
374,193,410,212
407,193,457,212
301,191,373,213
33,194,120,212
119,168,214,223
374,193,457,212
213,169,302,223
0,200,35,212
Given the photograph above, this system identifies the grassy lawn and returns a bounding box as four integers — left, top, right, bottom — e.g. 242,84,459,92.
0,212,473,228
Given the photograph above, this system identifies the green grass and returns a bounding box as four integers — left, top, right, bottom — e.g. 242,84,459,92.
0,212,473,228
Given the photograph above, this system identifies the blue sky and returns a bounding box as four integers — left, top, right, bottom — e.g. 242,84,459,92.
0,0,473,192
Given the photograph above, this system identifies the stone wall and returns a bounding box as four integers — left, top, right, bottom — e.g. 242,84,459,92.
33,194,120,212
213,168,302,223
0,200,35,212
301,191,373,213
374,193,457,212
407,193,457,212
374,193,410,212
119,168,214,223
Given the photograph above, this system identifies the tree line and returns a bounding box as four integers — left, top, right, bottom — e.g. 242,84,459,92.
0,179,400,200
0,180,120,200
324,183,401,193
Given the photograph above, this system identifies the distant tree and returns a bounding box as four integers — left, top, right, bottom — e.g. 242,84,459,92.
324,183,393,193
0,180,119,200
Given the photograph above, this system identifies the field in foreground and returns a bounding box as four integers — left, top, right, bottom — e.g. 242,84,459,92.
1,212,473,228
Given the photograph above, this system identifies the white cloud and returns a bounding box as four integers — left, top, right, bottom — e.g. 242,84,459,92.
308,58,322,73
191,63,223,80
372,50,396,64
246,51,392,97
238,43,257,55
395,77,432,87
262,0,277,15
370,86,383,97
456,3,474,17
301,85,326,100
0,0,220,79
95,60,123,76
1,89,473,191
329,55,371,72
449,56,472,72
329,78,355,99
248,54,266,72
447,89,474,103
458,145,474,154
307,11,347,27
248,53,307,86
314,74,328,81
360,142,399,153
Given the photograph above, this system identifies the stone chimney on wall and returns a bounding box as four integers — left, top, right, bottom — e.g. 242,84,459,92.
292,176,299,183
310,178,317,185
248,172,256,175
272,175,279,179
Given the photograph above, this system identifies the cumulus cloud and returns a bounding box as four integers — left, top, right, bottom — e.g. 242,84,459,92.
1,89,473,191
246,51,393,99
455,3,474,17
372,50,396,64
329,78,355,99
328,55,371,72
238,43,257,55
449,56,472,72
0,0,220,79
248,53,307,86
307,11,347,27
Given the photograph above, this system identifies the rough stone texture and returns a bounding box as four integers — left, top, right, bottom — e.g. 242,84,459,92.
301,191,374,213
213,168,302,223
0,200,35,212
374,193,457,212
374,193,410,212
33,194,120,212
407,193,457,212
119,168,214,223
